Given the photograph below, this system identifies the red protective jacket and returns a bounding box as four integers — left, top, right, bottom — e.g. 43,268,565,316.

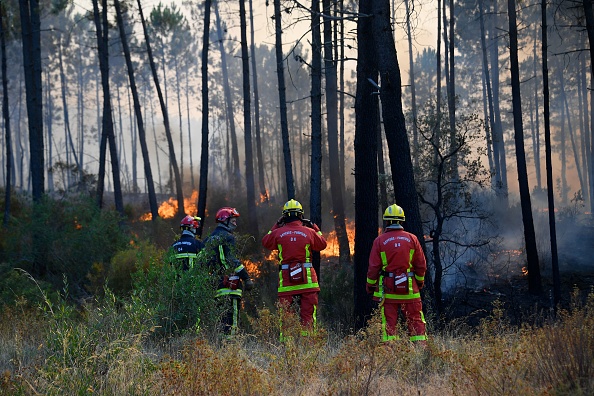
366,227,426,303
262,219,327,296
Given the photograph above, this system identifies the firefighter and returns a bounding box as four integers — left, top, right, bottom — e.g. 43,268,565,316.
262,199,327,336
171,215,204,270
366,204,427,344
203,207,254,336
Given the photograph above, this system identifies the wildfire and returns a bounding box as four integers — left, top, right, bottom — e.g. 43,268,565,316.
243,259,262,279
521,266,528,276
321,220,355,258
140,190,199,220
259,189,270,204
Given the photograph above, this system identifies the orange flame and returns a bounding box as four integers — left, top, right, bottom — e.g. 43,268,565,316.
521,266,528,276
321,220,355,258
243,259,262,279
259,189,269,204
140,190,199,220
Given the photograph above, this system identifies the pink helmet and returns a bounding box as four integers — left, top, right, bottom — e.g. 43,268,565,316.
215,207,240,223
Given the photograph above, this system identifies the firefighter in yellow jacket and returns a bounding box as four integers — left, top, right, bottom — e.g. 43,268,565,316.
366,204,427,343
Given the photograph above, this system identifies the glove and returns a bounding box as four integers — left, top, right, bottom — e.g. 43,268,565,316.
244,279,255,291
302,219,320,232
366,283,377,295
417,280,424,290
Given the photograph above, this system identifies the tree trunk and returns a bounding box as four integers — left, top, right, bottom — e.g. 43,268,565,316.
93,0,124,215
354,0,378,331
532,25,542,190
323,0,351,264
479,0,498,187
137,0,184,215
239,0,259,237
214,1,241,186
508,0,541,294
58,42,81,178
310,0,323,281
19,0,44,201
372,0,424,247
559,71,586,200
1,5,12,226
447,0,457,179
585,0,594,214
404,0,418,163
273,0,295,199
248,0,267,202
197,0,212,237
541,0,560,307
490,0,509,202
114,0,159,220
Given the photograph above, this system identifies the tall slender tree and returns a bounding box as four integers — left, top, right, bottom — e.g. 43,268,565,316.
197,0,213,236
19,0,44,201
114,0,159,220
273,0,295,198
541,0,560,306
310,0,323,280
239,0,259,237
354,0,379,331
323,0,351,263
93,0,109,208
508,0,541,294
138,0,185,215
1,3,12,225
249,0,268,202
213,1,241,186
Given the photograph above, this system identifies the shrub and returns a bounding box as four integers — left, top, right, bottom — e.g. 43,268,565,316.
0,195,129,301
131,249,219,337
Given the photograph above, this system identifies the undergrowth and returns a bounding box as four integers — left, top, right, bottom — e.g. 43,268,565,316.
1,288,592,395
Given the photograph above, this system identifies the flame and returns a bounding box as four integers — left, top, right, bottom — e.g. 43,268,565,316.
243,259,262,279
521,266,528,276
259,189,269,203
321,220,355,258
140,190,199,220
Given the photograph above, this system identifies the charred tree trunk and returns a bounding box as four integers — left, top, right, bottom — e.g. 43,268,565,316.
541,0,560,307
197,0,212,237
239,0,259,237
310,0,323,278
354,0,378,331
508,0,541,294
19,0,44,201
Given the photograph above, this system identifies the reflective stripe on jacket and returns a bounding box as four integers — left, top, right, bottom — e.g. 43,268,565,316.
366,228,426,302
262,220,327,296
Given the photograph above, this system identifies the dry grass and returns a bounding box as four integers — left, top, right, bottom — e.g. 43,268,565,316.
1,291,593,395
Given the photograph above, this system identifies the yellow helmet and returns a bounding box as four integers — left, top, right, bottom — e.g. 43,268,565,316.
383,204,405,222
282,199,304,216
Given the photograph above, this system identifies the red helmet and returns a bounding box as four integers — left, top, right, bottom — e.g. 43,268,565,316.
180,215,199,233
215,207,240,223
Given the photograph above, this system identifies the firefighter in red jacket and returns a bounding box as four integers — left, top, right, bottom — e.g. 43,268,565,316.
262,199,327,335
366,204,427,343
